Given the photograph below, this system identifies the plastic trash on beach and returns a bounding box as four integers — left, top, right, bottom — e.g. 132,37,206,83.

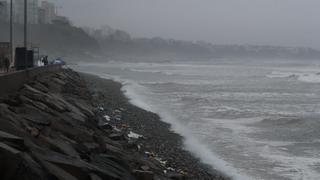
113,114,121,121
97,106,104,111
128,131,143,139
113,127,122,132
121,124,129,129
50,58,66,65
144,151,155,159
155,157,167,166
104,115,111,121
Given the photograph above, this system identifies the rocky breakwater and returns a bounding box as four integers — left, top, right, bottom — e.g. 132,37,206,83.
0,68,172,180
0,68,229,180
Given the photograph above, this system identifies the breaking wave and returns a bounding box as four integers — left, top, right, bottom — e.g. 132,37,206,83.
267,71,320,83
98,73,252,180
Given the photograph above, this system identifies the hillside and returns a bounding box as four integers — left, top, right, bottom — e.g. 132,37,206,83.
87,26,320,61
0,21,100,58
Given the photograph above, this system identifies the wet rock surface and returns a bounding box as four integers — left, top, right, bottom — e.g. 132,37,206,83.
0,68,229,180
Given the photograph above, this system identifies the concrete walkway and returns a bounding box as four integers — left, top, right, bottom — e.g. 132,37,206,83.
0,65,62,95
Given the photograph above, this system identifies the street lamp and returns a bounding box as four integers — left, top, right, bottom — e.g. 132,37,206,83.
10,0,13,66
24,0,27,69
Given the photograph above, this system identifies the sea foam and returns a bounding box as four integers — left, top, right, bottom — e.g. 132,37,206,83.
98,73,252,180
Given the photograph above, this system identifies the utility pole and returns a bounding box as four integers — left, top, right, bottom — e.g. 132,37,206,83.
24,0,27,69
10,0,14,66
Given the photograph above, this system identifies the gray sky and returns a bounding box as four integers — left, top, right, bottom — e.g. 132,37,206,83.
50,0,320,49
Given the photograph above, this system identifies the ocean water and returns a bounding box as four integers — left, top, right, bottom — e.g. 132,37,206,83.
74,59,320,180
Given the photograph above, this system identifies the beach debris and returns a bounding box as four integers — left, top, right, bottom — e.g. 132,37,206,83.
103,115,111,121
137,144,142,151
121,124,130,129
144,151,156,159
97,106,104,111
155,157,167,166
179,170,188,176
113,127,122,132
128,131,143,139
111,109,122,121
114,115,121,121
27,127,40,138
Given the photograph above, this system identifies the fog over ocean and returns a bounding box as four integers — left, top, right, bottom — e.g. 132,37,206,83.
74,58,320,180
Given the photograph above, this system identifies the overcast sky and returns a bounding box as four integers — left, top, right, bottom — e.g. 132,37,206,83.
49,0,320,49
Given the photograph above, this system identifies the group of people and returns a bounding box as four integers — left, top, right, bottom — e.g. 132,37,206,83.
41,56,49,66
0,55,11,73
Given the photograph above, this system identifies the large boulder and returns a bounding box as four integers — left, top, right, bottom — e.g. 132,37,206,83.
0,130,24,150
0,142,21,180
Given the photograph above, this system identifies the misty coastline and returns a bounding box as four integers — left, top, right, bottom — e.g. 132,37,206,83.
1,0,320,178
0,66,230,179
2,20,320,62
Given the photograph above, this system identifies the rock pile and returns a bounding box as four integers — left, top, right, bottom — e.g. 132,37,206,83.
0,69,184,180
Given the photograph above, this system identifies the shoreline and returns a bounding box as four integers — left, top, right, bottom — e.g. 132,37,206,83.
0,67,230,180
81,72,230,180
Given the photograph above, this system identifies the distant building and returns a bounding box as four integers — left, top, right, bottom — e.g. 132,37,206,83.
52,16,70,26
0,42,10,58
40,1,55,24
0,1,8,22
38,7,45,24
14,0,39,24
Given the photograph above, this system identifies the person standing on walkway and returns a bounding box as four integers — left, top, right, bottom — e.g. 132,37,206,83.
0,54,4,72
4,56,10,73
42,56,48,66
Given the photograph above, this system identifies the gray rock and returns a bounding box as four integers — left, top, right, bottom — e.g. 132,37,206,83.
39,160,80,180
73,101,94,117
31,82,49,93
22,84,69,113
0,103,23,135
45,137,80,159
82,142,100,152
141,165,151,171
89,173,103,180
19,95,52,113
109,133,126,141
166,172,186,180
90,154,134,180
0,130,24,148
0,142,21,180
33,149,127,180
3,96,22,106
100,123,113,130
21,105,52,126
53,77,66,86
32,150,90,180
132,170,154,180
17,153,47,180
